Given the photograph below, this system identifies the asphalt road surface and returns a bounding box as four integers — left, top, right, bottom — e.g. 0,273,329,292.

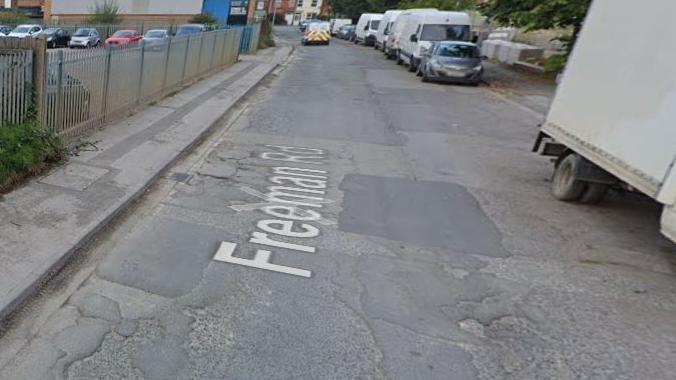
2,27,676,380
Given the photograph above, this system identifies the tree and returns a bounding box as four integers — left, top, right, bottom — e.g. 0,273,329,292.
480,0,591,52
398,0,476,11
190,12,218,25
88,0,122,24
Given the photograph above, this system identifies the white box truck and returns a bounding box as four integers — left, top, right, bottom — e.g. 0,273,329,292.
534,0,676,243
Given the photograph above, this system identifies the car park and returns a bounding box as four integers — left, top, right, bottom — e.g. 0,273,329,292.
336,25,355,40
143,29,170,50
44,28,71,48
0,25,12,36
8,24,43,38
417,41,484,85
69,28,100,49
105,30,142,47
354,13,383,46
375,10,402,51
176,24,207,37
397,11,471,72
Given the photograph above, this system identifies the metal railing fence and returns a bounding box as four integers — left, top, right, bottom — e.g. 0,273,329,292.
42,28,242,139
0,50,32,126
237,24,262,54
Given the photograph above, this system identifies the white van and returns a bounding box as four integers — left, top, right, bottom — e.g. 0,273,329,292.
386,9,437,59
355,13,383,46
397,11,471,71
330,18,352,35
375,10,402,51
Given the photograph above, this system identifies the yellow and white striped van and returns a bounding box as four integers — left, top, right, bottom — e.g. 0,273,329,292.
302,22,331,46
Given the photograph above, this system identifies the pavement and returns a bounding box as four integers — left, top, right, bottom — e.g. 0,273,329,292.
2,26,676,380
0,42,293,322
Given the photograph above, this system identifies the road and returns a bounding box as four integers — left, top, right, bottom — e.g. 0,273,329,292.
2,26,676,379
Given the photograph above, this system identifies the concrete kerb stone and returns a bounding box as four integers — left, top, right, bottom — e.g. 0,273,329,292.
0,45,294,323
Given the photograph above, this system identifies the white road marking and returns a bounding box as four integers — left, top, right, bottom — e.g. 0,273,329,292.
229,185,337,225
213,241,312,278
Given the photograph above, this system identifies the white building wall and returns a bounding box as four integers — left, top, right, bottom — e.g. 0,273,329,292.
51,0,203,14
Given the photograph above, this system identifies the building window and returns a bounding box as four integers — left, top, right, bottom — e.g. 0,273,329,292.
311,0,317,6
298,0,303,7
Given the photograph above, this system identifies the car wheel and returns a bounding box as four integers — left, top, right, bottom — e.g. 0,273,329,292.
416,63,423,77
396,53,403,65
421,69,430,83
408,59,417,72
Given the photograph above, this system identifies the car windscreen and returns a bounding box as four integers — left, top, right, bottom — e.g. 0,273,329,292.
74,29,91,36
13,27,30,33
44,28,58,35
112,31,134,38
437,44,479,58
369,20,380,30
420,24,470,42
308,23,330,32
145,31,167,38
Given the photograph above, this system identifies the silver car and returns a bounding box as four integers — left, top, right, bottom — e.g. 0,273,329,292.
417,41,485,85
142,29,170,50
69,28,100,49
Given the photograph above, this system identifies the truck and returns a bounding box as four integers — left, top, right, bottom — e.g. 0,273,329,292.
533,0,676,243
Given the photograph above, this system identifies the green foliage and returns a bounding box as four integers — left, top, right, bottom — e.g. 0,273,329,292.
480,0,590,31
398,0,476,11
0,10,30,25
88,0,123,25
543,54,567,76
0,121,64,191
190,12,218,25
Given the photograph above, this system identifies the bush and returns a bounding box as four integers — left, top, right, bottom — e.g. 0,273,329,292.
544,55,568,76
0,10,29,25
88,0,122,24
190,12,218,25
0,121,64,191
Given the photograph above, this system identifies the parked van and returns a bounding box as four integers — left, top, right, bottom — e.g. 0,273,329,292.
355,13,383,46
375,10,402,51
330,18,352,35
387,9,437,59
397,11,471,72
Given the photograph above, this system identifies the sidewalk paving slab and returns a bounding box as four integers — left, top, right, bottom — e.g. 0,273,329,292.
0,45,293,322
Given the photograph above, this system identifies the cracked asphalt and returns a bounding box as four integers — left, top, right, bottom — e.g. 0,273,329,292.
2,27,676,380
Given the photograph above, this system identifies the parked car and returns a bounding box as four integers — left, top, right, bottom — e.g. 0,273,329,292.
143,29,170,50
330,18,351,35
44,28,71,48
105,30,142,47
176,24,207,37
418,41,484,85
336,25,355,40
354,13,383,46
69,28,100,48
0,25,12,36
8,24,43,38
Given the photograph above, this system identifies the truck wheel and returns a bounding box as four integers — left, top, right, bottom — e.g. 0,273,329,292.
551,153,586,201
579,183,609,204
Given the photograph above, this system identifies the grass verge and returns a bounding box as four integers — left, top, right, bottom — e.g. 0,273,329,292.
0,120,65,193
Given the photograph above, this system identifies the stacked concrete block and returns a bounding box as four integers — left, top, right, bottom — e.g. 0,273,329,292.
480,40,544,65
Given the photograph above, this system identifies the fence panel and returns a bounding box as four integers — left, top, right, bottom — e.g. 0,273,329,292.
0,50,32,127
41,29,244,140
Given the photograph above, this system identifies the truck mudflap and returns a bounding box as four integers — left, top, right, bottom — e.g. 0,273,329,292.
661,205,676,243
